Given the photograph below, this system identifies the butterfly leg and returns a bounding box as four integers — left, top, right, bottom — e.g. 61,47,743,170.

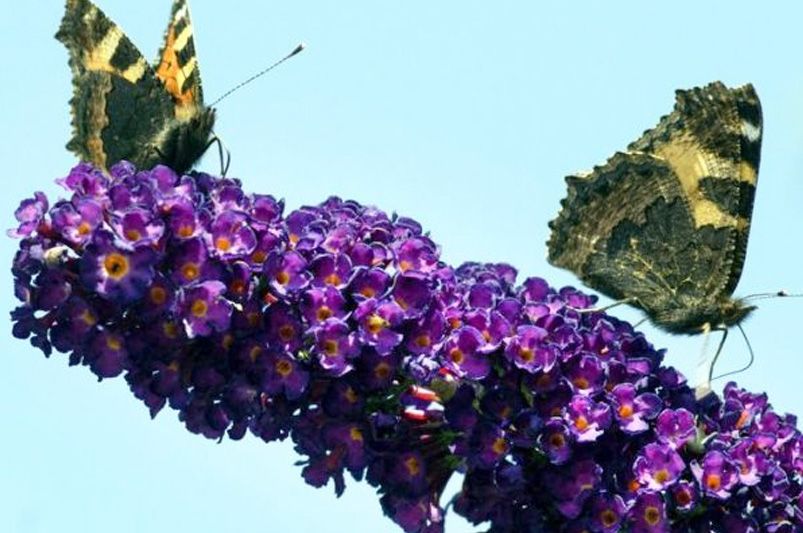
694,324,728,399
203,134,231,176
567,297,639,314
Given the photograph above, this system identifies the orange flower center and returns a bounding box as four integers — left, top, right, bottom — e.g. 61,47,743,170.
103,253,129,280
618,404,634,418
215,236,232,252
374,362,391,379
574,416,589,431
644,506,660,525
323,339,339,356
181,262,199,281
654,469,669,484
125,228,142,241
191,299,208,318
278,324,295,342
178,225,194,238
276,271,290,285
150,286,168,305
275,359,293,377
601,509,617,527
78,221,92,236
324,273,341,286
518,347,534,362
366,314,386,335
404,456,421,477
705,474,722,491
415,334,431,348
316,306,333,321
106,335,122,351
449,347,465,364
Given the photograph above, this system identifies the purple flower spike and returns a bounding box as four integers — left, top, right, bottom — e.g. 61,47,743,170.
16,161,803,533
443,326,490,380
629,491,668,533
691,450,739,499
178,280,233,337
80,230,156,303
633,443,685,490
9,191,49,238
565,394,611,442
610,383,663,434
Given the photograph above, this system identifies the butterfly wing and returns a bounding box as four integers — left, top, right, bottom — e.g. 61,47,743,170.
56,0,176,171
548,82,762,333
155,0,205,117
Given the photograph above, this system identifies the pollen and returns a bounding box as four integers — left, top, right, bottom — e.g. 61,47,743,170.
181,262,200,281
150,285,167,305
215,236,231,251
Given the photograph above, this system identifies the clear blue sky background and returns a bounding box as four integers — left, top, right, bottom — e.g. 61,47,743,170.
3,2,803,532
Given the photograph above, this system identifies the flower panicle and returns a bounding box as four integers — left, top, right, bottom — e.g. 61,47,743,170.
10,161,803,532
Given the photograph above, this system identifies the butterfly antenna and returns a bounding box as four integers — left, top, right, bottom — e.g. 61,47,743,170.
744,290,803,302
209,42,306,107
711,323,755,383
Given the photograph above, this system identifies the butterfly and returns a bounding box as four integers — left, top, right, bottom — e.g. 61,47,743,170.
56,0,215,174
547,82,762,336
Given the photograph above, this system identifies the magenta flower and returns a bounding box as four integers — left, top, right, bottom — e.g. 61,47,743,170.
633,443,686,490
610,383,662,434
80,230,156,303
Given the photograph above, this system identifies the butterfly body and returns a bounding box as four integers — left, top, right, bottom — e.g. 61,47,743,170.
57,0,213,174
548,82,762,335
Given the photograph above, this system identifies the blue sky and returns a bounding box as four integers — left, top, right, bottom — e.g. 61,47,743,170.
2,1,803,531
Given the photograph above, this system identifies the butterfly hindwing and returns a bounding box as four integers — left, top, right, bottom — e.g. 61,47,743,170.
548,82,762,334
57,0,214,174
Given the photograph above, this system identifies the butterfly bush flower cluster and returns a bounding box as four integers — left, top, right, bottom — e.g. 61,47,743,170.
11,162,803,532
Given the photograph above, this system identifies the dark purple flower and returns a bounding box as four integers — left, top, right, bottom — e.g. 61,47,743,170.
111,208,165,246
505,325,554,373
691,450,739,499
261,352,309,400
669,480,698,512
355,298,404,355
539,418,574,465
299,286,347,325
610,383,662,434
348,267,391,300
405,310,446,356
86,330,127,378
565,394,612,442
207,211,257,259
655,408,696,449
309,253,353,288
589,492,627,533
51,199,103,246
178,280,232,337
9,191,49,238
80,230,156,303
392,271,432,319
265,250,311,296
443,326,490,380
314,318,359,376
629,491,668,533
634,443,685,490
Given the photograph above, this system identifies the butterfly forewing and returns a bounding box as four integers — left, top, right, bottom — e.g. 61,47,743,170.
57,0,214,174
547,82,762,334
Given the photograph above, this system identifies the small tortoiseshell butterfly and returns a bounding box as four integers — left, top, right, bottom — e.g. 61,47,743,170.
548,82,762,335
57,0,215,174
